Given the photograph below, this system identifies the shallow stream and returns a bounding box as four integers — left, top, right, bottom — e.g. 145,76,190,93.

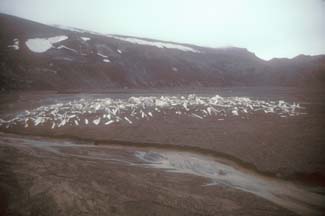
1,132,324,215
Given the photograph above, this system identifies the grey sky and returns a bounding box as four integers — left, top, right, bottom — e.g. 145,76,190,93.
1,0,324,60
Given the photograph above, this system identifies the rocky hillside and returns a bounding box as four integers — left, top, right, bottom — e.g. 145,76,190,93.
0,14,324,91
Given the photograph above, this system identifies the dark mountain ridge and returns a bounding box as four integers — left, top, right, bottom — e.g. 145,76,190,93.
0,13,324,91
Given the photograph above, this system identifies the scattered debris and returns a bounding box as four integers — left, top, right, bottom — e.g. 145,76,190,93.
0,94,305,129
93,117,101,125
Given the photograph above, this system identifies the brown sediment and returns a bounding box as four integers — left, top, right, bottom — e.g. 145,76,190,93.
0,130,323,187
0,132,324,215
0,133,298,216
290,173,325,188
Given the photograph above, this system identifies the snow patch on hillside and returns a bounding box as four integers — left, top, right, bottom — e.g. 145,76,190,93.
110,36,200,53
48,36,69,44
81,37,91,41
25,36,68,53
97,52,110,62
8,38,19,50
57,45,78,53
97,53,108,58
53,25,199,53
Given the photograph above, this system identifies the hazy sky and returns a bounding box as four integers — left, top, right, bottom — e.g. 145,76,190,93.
1,0,324,60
